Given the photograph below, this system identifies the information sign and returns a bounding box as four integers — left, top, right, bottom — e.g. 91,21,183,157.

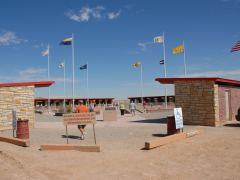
174,108,183,129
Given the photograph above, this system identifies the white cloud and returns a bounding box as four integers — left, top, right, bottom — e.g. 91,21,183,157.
0,68,47,82
0,68,80,84
0,32,26,46
18,68,47,81
33,42,45,49
92,6,105,18
180,69,240,80
107,10,121,20
52,77,72,83
65,6,105,22
137,41,152,51
138,42,147,51
65,6,121,22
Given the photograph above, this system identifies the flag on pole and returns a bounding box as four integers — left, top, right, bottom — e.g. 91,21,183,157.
172,44,185,54
132,62,141,68
154,36,164,44
80,64,87,70
231,41,240,52
60,37,73,45
58,62,64,69
41,48,49,56
160,60,164,64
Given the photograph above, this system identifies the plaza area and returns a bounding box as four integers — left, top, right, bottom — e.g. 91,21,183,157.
0,111,240,180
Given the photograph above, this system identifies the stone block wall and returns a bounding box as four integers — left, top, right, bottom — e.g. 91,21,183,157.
175,80,218,126
0,86,35,130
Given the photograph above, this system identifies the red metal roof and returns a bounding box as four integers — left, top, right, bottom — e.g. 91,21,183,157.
155,77,240,86
0,81,55,88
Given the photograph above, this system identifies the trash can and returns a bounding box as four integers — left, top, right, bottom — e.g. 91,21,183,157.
17,118,29,139
167,116,180,135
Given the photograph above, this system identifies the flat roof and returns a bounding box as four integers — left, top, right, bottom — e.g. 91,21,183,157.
155,77,240,87
0,81,55,88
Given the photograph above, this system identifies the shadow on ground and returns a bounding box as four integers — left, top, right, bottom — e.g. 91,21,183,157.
224,123,240,127
131,118,167,124
152,133,167,137
61,135,80,139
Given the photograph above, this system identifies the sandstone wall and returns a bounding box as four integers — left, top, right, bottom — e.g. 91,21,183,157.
175,80,218,126
0,86,35,130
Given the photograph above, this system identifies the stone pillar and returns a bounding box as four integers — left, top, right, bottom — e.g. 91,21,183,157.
0,86,35,130
175,80,216,126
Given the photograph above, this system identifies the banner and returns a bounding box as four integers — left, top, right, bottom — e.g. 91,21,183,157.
63,112,96,125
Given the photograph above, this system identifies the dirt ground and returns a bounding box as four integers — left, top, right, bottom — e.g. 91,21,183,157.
0,112,240,180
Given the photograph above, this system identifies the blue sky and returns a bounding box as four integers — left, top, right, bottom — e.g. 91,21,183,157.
0,0,240,99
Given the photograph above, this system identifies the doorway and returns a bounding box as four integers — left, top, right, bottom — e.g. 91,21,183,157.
225,90,231,121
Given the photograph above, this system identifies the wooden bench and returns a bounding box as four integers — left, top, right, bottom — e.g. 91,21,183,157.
0,135,30,147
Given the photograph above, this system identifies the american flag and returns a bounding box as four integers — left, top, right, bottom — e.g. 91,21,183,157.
231,41,240,52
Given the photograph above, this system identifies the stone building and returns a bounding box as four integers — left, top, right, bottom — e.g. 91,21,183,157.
35,97,114,107
0,81,54,130
156,77,240,126
128,95,175,104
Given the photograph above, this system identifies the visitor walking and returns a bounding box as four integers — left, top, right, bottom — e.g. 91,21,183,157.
120,103,125,116
129,101,136,116
76,100,88,140
89,101,95,112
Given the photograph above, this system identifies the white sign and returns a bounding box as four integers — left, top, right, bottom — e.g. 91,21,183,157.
174,108,183,129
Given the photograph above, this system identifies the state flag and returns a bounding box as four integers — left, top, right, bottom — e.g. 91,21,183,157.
132,62,141,68
172,44,185,54
41,48,49,56
154,36,164,44
80,64,87,70
58,63,64,69
60,37,73,45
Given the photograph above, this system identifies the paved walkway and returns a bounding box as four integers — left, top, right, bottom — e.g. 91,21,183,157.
35,111,173,129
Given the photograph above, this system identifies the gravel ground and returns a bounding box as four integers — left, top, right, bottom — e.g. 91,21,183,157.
0,112,240,180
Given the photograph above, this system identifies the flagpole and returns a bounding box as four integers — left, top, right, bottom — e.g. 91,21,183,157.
47,44,51,114
183,41,187,77
87,62,89,107
162,32,168,109
140,62,143,106
63,60,66,113
72,33,75,111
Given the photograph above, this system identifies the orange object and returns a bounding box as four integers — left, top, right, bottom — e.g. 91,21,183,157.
76,105,88,113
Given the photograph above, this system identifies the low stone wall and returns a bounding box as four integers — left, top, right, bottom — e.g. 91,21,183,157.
0,86,35,130
175,80,217,126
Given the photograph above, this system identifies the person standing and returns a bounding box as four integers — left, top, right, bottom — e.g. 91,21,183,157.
76,100,88,140
119,103,125,116
143,101,147,113
129,101,136,116
89,101,95,112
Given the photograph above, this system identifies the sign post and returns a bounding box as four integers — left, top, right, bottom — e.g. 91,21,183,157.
12,110,17,137
63,112,96,144
174,108,184,132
